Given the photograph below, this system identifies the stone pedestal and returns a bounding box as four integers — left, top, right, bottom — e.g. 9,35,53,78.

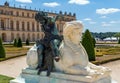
10,68,116,83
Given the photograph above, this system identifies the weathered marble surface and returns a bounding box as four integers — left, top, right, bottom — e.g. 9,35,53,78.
10,68,113,83
26,44,38,69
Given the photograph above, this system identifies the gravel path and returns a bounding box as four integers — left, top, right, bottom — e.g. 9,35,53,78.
101,60,120,82
0,56,119,82
0,56,27,78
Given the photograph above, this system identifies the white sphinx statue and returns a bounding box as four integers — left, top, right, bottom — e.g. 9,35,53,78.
27,21,111,76
54,21,111,76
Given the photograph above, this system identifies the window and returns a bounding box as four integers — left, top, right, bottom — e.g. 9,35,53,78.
22,33,25,41
8,11,13,15
1,19,5,29
32,22,34,31
27,13,29,17
27,22,30,31
22,22,25,31
22,12,24,17
5,11,9,15
10,20,14,30
32,13,34,18
32,34,35,41
11,33,14,41
16,11,19,16
16,21,19,31
0,10,3,14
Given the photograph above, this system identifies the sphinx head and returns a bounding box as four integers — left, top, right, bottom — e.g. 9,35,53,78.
63,21,83,44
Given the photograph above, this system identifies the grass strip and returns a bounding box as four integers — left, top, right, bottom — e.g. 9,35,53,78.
0,74,14,83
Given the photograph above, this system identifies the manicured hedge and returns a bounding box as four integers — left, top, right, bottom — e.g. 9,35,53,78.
82,29,96,61
0,37,6,58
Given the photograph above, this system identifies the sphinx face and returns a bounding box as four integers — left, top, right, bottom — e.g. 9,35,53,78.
70,28,82,44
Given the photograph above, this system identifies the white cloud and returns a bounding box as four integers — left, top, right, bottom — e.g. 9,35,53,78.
96,8,120,15
110,21,117,24
102,23,111,27
101,22,111,27
109,21,120,24
100,16,107,18
68,0,90,5
83,18,92,21
77,20,83,23
89,21,96,24
43,2,60,7
16,0,32,3
20,4,26,7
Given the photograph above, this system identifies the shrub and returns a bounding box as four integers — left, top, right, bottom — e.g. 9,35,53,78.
0,37,6,58
82,29,96,61
26,39,30,45
13,38,17,47
92,37,96,48
17,38,22,47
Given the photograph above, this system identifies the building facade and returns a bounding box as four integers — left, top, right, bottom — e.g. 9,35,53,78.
0,2,76,42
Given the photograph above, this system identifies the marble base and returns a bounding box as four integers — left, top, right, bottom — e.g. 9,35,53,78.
10,68,115,83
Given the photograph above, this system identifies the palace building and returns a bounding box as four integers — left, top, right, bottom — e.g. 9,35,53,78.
0,2,76,42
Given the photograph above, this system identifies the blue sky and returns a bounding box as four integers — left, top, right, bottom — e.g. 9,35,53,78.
0,0,120,32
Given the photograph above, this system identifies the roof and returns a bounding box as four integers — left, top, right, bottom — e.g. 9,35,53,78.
103,37,118,41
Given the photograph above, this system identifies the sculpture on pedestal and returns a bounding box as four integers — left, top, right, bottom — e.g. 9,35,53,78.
10,11,113,83
27,12,111,76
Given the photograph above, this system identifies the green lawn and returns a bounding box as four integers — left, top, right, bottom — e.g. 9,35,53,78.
0,45,30,61
0,75,14,83
96,46,120,55
94,45,120,64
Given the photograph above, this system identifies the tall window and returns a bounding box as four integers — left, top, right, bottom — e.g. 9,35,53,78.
16,21,19,31
1,19,4,29
32,22,34,31
22,33,25,41
32,34,35,41
0,10,3,14
27,22,30,31
2,33,6,42
32,13,34,18
11,33,14,41
28,33,30,41
22,22,25,31
27,13,29,17
22,12,24,17
10,20,14,30
16,11,19,16
17,33,20,38
9,11,13,15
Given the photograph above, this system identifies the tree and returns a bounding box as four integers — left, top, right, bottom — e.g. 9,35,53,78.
92,37,96,48
17,38,22,47
114,33,120,40
26,39,30,45
13,38,17,47
82,29,96,61
118,39,120,44
0,37,6,58
91,32,116,40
